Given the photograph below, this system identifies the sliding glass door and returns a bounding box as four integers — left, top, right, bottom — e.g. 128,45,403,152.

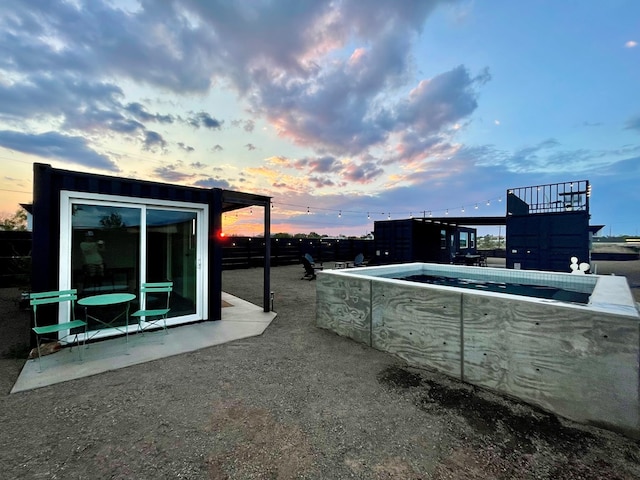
145,209,197,317
71,204,140,299
60,192,207,339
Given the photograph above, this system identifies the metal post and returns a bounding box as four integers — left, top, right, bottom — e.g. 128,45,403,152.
263,202,271,313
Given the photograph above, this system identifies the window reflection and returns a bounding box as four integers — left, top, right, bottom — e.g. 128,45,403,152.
72,205,140,298
146,209,197,317
71,204,140,331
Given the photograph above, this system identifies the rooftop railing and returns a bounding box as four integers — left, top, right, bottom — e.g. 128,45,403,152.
507,180,590,215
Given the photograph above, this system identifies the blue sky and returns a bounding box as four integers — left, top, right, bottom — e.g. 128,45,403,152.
1,0,638,236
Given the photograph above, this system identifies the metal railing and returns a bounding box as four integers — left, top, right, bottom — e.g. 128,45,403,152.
507,180,590,214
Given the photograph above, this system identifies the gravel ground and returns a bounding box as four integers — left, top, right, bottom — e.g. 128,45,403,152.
1,261,639,479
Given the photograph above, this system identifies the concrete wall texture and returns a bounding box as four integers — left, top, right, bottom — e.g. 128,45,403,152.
316,269,640,438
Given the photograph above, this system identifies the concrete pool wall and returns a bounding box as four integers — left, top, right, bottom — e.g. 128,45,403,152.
316,263,640,437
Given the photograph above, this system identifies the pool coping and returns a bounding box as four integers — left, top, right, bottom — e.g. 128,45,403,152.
321,263,639,319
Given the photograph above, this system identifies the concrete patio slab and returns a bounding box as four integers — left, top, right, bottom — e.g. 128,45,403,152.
11,292,276,393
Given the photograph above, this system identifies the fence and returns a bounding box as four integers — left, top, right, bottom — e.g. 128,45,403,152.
0,231,31,287
222,237,375,269
0,232,375,278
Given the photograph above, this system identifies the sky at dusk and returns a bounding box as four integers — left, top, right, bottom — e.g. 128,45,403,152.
1,0,639,237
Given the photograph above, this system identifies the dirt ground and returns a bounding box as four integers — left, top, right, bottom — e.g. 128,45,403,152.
1,261,639,479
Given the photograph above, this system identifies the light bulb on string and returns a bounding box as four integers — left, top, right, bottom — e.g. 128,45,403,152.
264,194,507,224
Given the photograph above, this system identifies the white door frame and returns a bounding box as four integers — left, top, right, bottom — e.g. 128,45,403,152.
58,190,208,340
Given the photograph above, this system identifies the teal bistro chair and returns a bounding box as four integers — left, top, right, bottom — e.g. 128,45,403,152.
131,282,173,339
30,289,87,371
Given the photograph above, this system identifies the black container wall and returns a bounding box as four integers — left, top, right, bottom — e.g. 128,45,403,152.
373,219,477,265
506,211,590,272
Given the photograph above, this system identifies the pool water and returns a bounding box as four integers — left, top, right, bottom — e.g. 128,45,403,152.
399,274,591,304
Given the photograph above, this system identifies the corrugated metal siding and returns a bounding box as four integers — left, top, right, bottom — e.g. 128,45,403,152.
374,220,414,263
374,219,476,264
506,211,589,272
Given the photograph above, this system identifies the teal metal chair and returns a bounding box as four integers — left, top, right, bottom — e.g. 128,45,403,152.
30,289,87,371
131,282,173,339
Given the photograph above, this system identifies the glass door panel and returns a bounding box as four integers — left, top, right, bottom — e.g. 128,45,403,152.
71,204,140,331
64,199,203,338
146,209,197,317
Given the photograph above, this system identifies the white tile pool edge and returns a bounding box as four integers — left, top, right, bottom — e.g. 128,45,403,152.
324,263,639,318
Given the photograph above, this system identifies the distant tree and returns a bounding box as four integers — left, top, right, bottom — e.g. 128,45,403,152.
0,209,27,231
274,232,292,238
308,232,321,238
99,212,126,228
478,234,498,249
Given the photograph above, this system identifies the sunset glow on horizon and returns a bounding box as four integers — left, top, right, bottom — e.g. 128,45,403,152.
1,1,639,236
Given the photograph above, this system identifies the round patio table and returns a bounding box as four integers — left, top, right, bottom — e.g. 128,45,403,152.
78,293,136,345
78,293,135,307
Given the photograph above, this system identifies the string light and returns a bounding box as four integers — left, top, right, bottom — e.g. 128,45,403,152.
260,191,506,224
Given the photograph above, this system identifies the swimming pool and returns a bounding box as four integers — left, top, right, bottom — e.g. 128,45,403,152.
316,262,640,437
398,273,591,304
